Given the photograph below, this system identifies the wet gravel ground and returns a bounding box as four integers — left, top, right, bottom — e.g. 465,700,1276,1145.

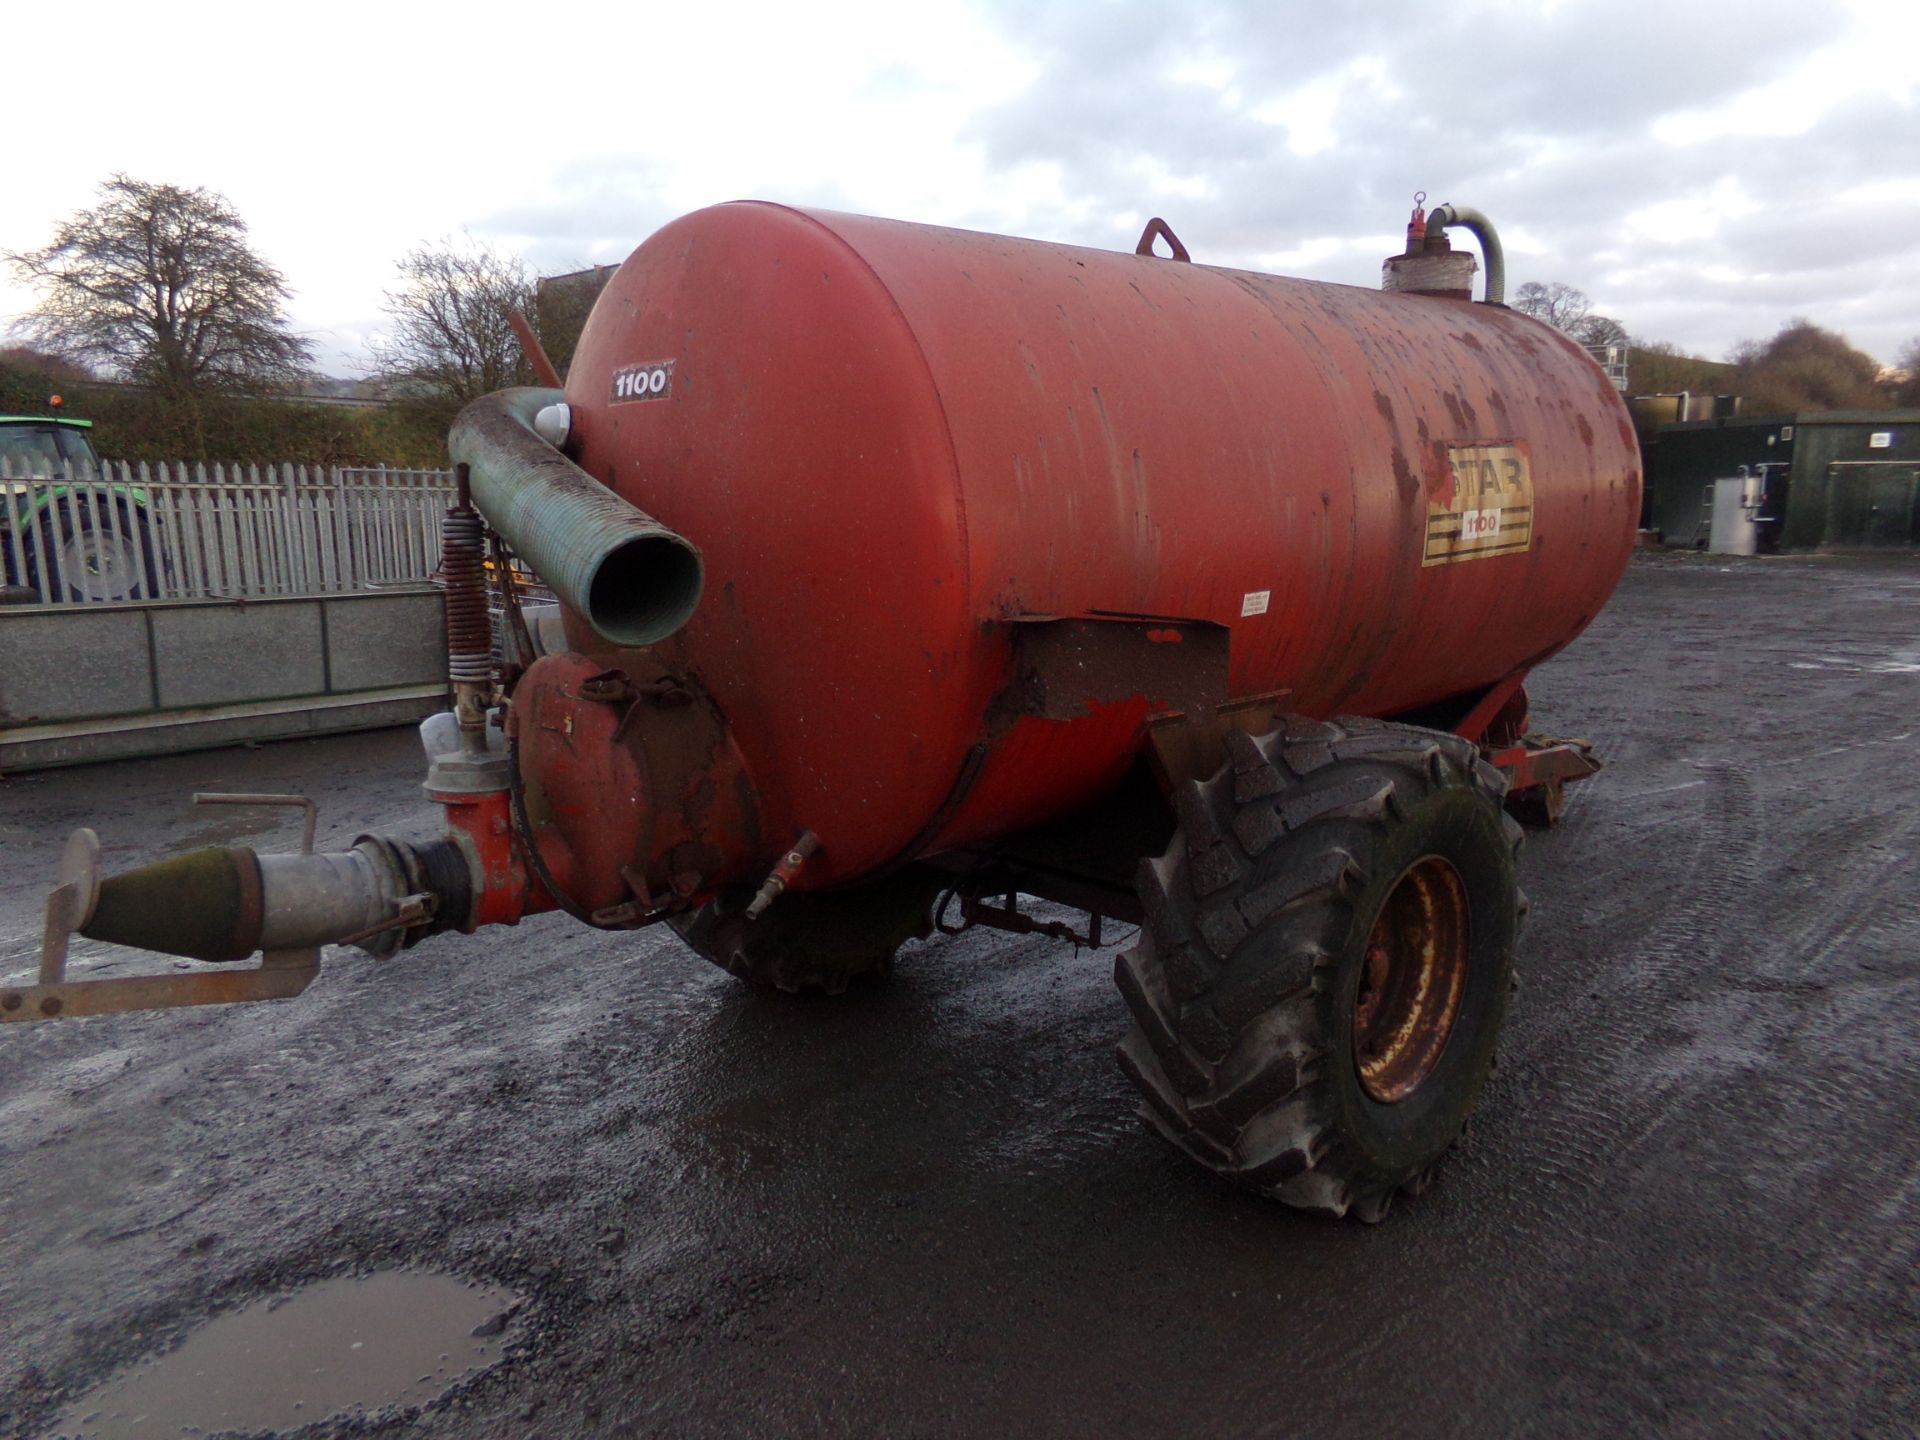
3,550,1919,1439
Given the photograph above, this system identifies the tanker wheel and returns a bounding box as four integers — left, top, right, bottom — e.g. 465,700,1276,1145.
1115,716,1525,1221
669,867,943,995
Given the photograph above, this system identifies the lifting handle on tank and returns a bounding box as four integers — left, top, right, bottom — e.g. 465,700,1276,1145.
1135,217,1191,262
1425,203,1506,306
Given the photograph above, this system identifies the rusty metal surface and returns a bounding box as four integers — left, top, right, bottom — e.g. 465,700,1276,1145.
509,650,760,915
1354,857,1470,1102
431,786,549,931
2,948,318,1023
36,827,100,982
1448,673,1529,746
1488,736,1602,828
1488,737,1602,789
936,888,1106,948
562,202,1638,893
992,615,1229,726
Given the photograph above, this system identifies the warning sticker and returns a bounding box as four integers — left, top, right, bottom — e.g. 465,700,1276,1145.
1424,442,1534,566
1240,589,1271,617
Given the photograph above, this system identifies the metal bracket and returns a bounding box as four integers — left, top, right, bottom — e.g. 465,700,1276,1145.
2,948,322,1024
935,887,1105,949
336,893,437,949
35,827,102,984
586,866,697,929
1485,735,1602,828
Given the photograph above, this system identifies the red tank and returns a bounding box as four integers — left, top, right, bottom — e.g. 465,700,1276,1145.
19,201,1642,1220
544,203,1639,899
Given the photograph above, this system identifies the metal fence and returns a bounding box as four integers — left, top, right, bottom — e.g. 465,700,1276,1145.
1,460,457,605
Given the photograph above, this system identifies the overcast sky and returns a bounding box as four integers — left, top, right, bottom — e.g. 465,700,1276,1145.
5,0,1915,378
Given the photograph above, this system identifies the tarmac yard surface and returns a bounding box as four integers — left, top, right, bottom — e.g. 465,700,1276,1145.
3,551,1918,1438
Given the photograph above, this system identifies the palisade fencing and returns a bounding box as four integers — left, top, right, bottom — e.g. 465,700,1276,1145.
1,460,458,605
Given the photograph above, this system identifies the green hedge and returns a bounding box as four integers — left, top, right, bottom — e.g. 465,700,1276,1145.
0,361,449,467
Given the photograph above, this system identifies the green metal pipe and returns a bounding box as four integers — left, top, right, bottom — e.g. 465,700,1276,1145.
448,387,704,648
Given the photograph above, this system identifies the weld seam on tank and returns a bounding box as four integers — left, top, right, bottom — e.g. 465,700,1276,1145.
1427,204,1505,306
448,387,704,648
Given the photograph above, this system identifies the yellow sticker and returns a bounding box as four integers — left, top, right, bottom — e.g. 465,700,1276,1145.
1424,442,1534,566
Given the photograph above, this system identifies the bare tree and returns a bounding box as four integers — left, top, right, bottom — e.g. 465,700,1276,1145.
1511,280,1593,334
1572,313,1628,349
7,175,312,394
373,238,539,406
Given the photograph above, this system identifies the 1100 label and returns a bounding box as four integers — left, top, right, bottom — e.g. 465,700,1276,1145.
1458,507,1504,539
611,361,674,403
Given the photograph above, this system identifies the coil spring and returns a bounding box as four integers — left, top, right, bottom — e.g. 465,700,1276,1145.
442,507,492,684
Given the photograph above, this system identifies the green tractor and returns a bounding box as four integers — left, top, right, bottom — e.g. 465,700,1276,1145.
0,407,158,603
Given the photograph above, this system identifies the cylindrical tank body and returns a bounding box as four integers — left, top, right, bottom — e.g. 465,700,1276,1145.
558,204,1640,893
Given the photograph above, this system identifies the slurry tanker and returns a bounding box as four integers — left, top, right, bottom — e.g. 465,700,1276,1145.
10,198,1637,1220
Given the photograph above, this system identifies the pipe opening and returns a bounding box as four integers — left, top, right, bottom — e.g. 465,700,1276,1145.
450,388,706,649
586,533,705,647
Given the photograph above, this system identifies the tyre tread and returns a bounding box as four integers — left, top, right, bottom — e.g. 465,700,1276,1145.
1114,715,1517,1220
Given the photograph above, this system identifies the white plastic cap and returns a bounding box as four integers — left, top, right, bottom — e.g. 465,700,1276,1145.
532,402,572,449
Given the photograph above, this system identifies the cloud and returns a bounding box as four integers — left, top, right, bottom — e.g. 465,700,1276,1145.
4,0,1913,378
958,0,1917,361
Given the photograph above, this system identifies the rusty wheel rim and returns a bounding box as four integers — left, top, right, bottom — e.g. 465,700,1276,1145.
1352,855,1470,1104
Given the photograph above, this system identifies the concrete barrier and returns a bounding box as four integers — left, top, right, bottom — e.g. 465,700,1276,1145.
0,588,447,771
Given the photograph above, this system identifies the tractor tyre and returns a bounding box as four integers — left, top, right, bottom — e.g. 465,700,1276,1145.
1115,716,1525,1221
36,500,160,603
670,867,943,995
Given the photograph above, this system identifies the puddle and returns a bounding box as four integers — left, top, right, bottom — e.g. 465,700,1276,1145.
52,1271,520,1439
